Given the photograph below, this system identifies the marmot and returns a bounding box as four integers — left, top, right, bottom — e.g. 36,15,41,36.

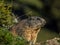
10,16,46,45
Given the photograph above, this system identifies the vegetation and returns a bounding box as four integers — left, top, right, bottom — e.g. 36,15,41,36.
0,27,26,45
0,0,14,28
0,0,26,45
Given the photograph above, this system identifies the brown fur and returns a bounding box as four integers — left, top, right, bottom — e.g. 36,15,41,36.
10,16,46,45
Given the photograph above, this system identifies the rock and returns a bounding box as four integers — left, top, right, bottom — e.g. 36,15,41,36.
35,37,60,45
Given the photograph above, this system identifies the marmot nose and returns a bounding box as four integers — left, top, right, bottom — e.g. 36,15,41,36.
43,19,46,24
41,18,46,27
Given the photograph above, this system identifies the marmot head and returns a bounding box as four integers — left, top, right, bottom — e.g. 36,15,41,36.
27,16,46,28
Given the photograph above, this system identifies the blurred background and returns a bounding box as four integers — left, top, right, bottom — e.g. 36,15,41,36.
0,0,60,43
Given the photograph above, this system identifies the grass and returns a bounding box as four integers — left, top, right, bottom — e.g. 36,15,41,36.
37,28,59,42
19,0,43,8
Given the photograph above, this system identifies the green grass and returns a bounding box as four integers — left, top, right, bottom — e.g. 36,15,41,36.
19,0,43,8
37,28,59,42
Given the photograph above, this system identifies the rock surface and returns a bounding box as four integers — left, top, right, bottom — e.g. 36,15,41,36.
35,37,60,45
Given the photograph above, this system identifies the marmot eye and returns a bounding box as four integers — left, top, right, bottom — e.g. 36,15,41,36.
37,18,40,20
